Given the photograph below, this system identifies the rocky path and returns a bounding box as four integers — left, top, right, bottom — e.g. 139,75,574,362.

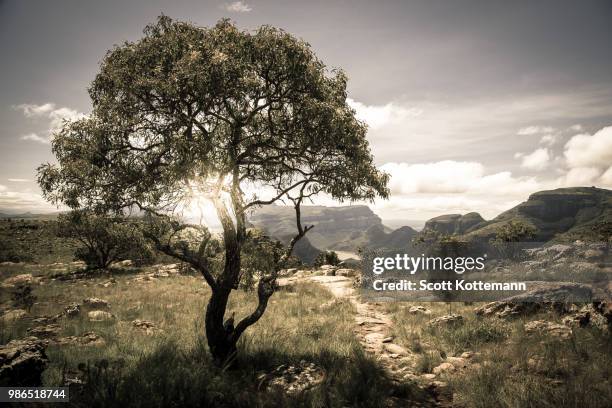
280,275,449,406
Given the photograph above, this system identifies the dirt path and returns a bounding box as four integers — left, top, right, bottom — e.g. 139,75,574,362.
279,275,450,406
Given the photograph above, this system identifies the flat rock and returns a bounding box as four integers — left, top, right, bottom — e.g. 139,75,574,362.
432,362,455,375
427,314,464,328
83,298,110,309
383,343,410,356
26,324,61,338
1,309,27,322
88,310,114,321
408,306,431,315
524,320,572,339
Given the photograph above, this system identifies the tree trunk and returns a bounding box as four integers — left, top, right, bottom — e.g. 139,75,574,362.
205,288,237,366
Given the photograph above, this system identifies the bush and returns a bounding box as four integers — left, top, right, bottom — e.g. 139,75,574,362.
57,210,156,269
11,284,36,312
313,251,340,267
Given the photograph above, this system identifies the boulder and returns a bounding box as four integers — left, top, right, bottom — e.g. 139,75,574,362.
427,314,464,328
383,343,410,356
524,320,572,339
88,310,115,321
258,360,325,396
407,305,431,315
432,362,455,375
56,332,105,347
2,273,36,288
1,309,28,322
0,337,48,386
27,324,61,338
132,319,162,335
63,303,81,318
83,297,110,309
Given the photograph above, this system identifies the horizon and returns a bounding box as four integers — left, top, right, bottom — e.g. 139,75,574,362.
2,1,612,221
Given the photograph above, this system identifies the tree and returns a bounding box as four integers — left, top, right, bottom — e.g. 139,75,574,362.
57,210,155,269
490,220,536,260
38,16,389,365
313,250,340,267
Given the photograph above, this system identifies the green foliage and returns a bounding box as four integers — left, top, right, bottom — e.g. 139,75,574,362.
239,229,285,290
11,284,36,312
57,210,156,269
313,250,340,267
491,220,537,260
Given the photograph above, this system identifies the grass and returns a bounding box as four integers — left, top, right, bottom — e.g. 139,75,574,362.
383,300,612,408
1,263,415,407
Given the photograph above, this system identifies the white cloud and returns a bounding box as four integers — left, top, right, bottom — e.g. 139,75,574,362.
558,167,601,186
600,167,612,186
14,102,85,144
564,126,612,168
539,134,557,146
0,189,58,213
568,124,583,132
223,1,252,13
20,133,50,144
372,161,542,220
7,178,31,182
347,98,422,130
517,125,554,136
517,147,550,171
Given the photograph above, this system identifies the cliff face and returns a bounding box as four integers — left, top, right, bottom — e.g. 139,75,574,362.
250,205,385,252
466,187,612,242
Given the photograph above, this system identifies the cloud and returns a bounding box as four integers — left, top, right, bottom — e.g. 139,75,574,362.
539,134,557,146
372,161,542,220
516,147,550,171
517,125,554,136
568,124,583,132
0,189,58,213
559,167,601,186
20,133,50,144
347,98,422,130
223,1,252,13
14,102,85,144
8,178,31,182
563,126,612,168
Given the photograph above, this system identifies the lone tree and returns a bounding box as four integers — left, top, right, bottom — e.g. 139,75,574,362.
38,17,388,365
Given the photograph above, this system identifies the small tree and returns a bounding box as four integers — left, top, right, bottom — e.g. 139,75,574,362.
490,220,536,261
38,17,388,365
313,250,340,267
57,210,155,269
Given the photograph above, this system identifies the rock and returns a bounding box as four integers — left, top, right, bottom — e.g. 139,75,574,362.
153,271,170,278
524,320,572,339
383,343,410,356
132,319,162,335
56,332,105,347
2,273,36,288
432,362,455,375
114,260,133,267
27,324,61,338
583,249,605,260
408,305,431,315
259,360,325,396
460,351,475,359
335,268,356,277
421,373,437,380
1,309,27,322
382,337,394,343
562,310,590,328
475,301,541,319
0,337,48,386
83,297,110,309
88,310,115,321
446,356,468,369
427,314,464,328
63,302,81,317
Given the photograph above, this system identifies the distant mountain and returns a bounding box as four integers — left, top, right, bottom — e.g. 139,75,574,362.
465,187,612,242
250,204,416,253
422,212,485,235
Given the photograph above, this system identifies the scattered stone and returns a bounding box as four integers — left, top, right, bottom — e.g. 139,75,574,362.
132,319,162,335
258,360,325,396
2,273,36,288
382,336,394,343
27,324,61,338
0,337,48,386
87,310,115,321
446,356,468,369
408,306,431,315
56,332,105,347
63,303,81,318
427,314,463,328
432,362,455,375
524,320,572,339
1,309,27,322
383,343,410,356
83,298,110,309
335,268,356,277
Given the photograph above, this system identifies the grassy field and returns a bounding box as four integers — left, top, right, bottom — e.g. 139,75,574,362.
384,302,612,408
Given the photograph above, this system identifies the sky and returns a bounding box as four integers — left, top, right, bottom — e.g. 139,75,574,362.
1,0,612,226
